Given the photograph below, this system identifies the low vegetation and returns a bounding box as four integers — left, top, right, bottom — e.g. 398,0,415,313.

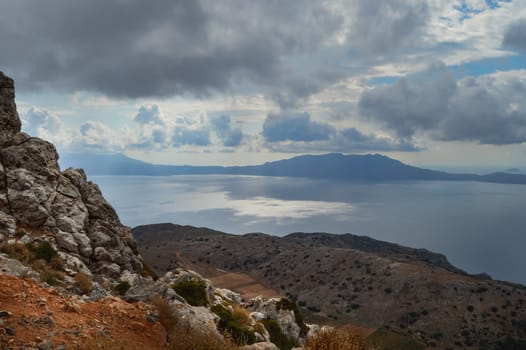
211,304,257,345
0,241,65,285
115,281,131,296
261,318,298,350
304,328,366,350
172,279,209,306
75,271,93,295
365,328,425,350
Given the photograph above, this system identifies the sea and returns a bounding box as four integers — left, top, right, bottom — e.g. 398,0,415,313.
92,175,526,286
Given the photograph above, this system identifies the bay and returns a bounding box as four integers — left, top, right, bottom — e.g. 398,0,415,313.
92,175,526,285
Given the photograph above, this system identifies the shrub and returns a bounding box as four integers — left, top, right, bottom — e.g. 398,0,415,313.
261,318,298,350
75,272,93,295
30,241,58,262
305,328,366,350
172,279,208,307
115,281,131,296
211,304,256,345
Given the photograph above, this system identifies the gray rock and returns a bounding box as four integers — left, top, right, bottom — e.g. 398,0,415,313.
55,231,79,253
94,246,113,261
240,343,279,350
0,72,144,284
4,326,16,336
0,72,21,146
0,253,40,279
0,211,16,237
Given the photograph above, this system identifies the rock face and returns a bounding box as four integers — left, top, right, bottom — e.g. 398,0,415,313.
0,71,142,282
0,72,21,147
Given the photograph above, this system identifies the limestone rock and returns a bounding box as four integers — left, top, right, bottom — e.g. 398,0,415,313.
0,253,40,279
172,304,222,340
240,343,280,350
0,72,21,146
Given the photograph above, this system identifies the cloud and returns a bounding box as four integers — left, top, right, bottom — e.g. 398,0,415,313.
503,18,526,51
21,107,72,147
345,0,429,58
359,64,526,145
79,121,122,151
263,112,335,142
0,0,343,100
172,128,211,147
265,125,418,153
210,115,244,147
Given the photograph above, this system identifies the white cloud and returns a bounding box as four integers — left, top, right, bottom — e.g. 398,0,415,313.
21,107,73,148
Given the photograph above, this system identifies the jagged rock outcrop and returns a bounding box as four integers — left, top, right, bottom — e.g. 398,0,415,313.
0,71,142,284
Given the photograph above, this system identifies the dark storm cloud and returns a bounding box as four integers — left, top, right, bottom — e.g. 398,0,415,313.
503,18,526,51
262,112,335,142
348,0,429,58
359,63,526,144
264,124,418,153
0,0,343,99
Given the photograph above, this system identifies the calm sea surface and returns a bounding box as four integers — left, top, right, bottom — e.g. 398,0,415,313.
92,175,526,285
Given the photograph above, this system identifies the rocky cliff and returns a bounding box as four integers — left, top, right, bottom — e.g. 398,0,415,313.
0,71,142,285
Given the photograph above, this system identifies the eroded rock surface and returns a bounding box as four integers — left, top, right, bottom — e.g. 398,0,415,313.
0,71,142,283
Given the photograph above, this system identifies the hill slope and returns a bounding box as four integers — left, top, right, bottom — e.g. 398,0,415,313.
133,223,526,349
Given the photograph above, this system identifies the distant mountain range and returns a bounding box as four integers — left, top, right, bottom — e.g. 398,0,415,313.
59,152,526,184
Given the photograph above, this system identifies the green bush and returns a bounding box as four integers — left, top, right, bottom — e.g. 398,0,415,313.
172,279,209,307
261,319,298,350
211,304,256,345
116,281,131,296
30,241,58,262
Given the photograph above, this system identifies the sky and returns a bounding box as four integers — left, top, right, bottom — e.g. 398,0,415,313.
1,0,526,169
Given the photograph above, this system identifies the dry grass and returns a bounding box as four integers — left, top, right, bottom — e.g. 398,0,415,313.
76,337,145,350
75,271,93,295
0,242,65,285
305,328,367,350
232,304,252,329
168,322,238,350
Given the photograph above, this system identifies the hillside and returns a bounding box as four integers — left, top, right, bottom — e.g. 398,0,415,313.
60,152,526,185
133,223,526,349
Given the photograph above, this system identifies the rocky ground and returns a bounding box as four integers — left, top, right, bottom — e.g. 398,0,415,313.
133,223,526,349
0,274,166,349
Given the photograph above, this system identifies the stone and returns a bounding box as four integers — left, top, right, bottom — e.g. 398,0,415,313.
57,252,91,276
173,305,222,340
55,231,79,253
71,232,92,257
0,311,12,317
4,326,16,336
0,71,21,146
0,253,40,280
240,343,279,350
94,247,113,261
0,212,16,237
